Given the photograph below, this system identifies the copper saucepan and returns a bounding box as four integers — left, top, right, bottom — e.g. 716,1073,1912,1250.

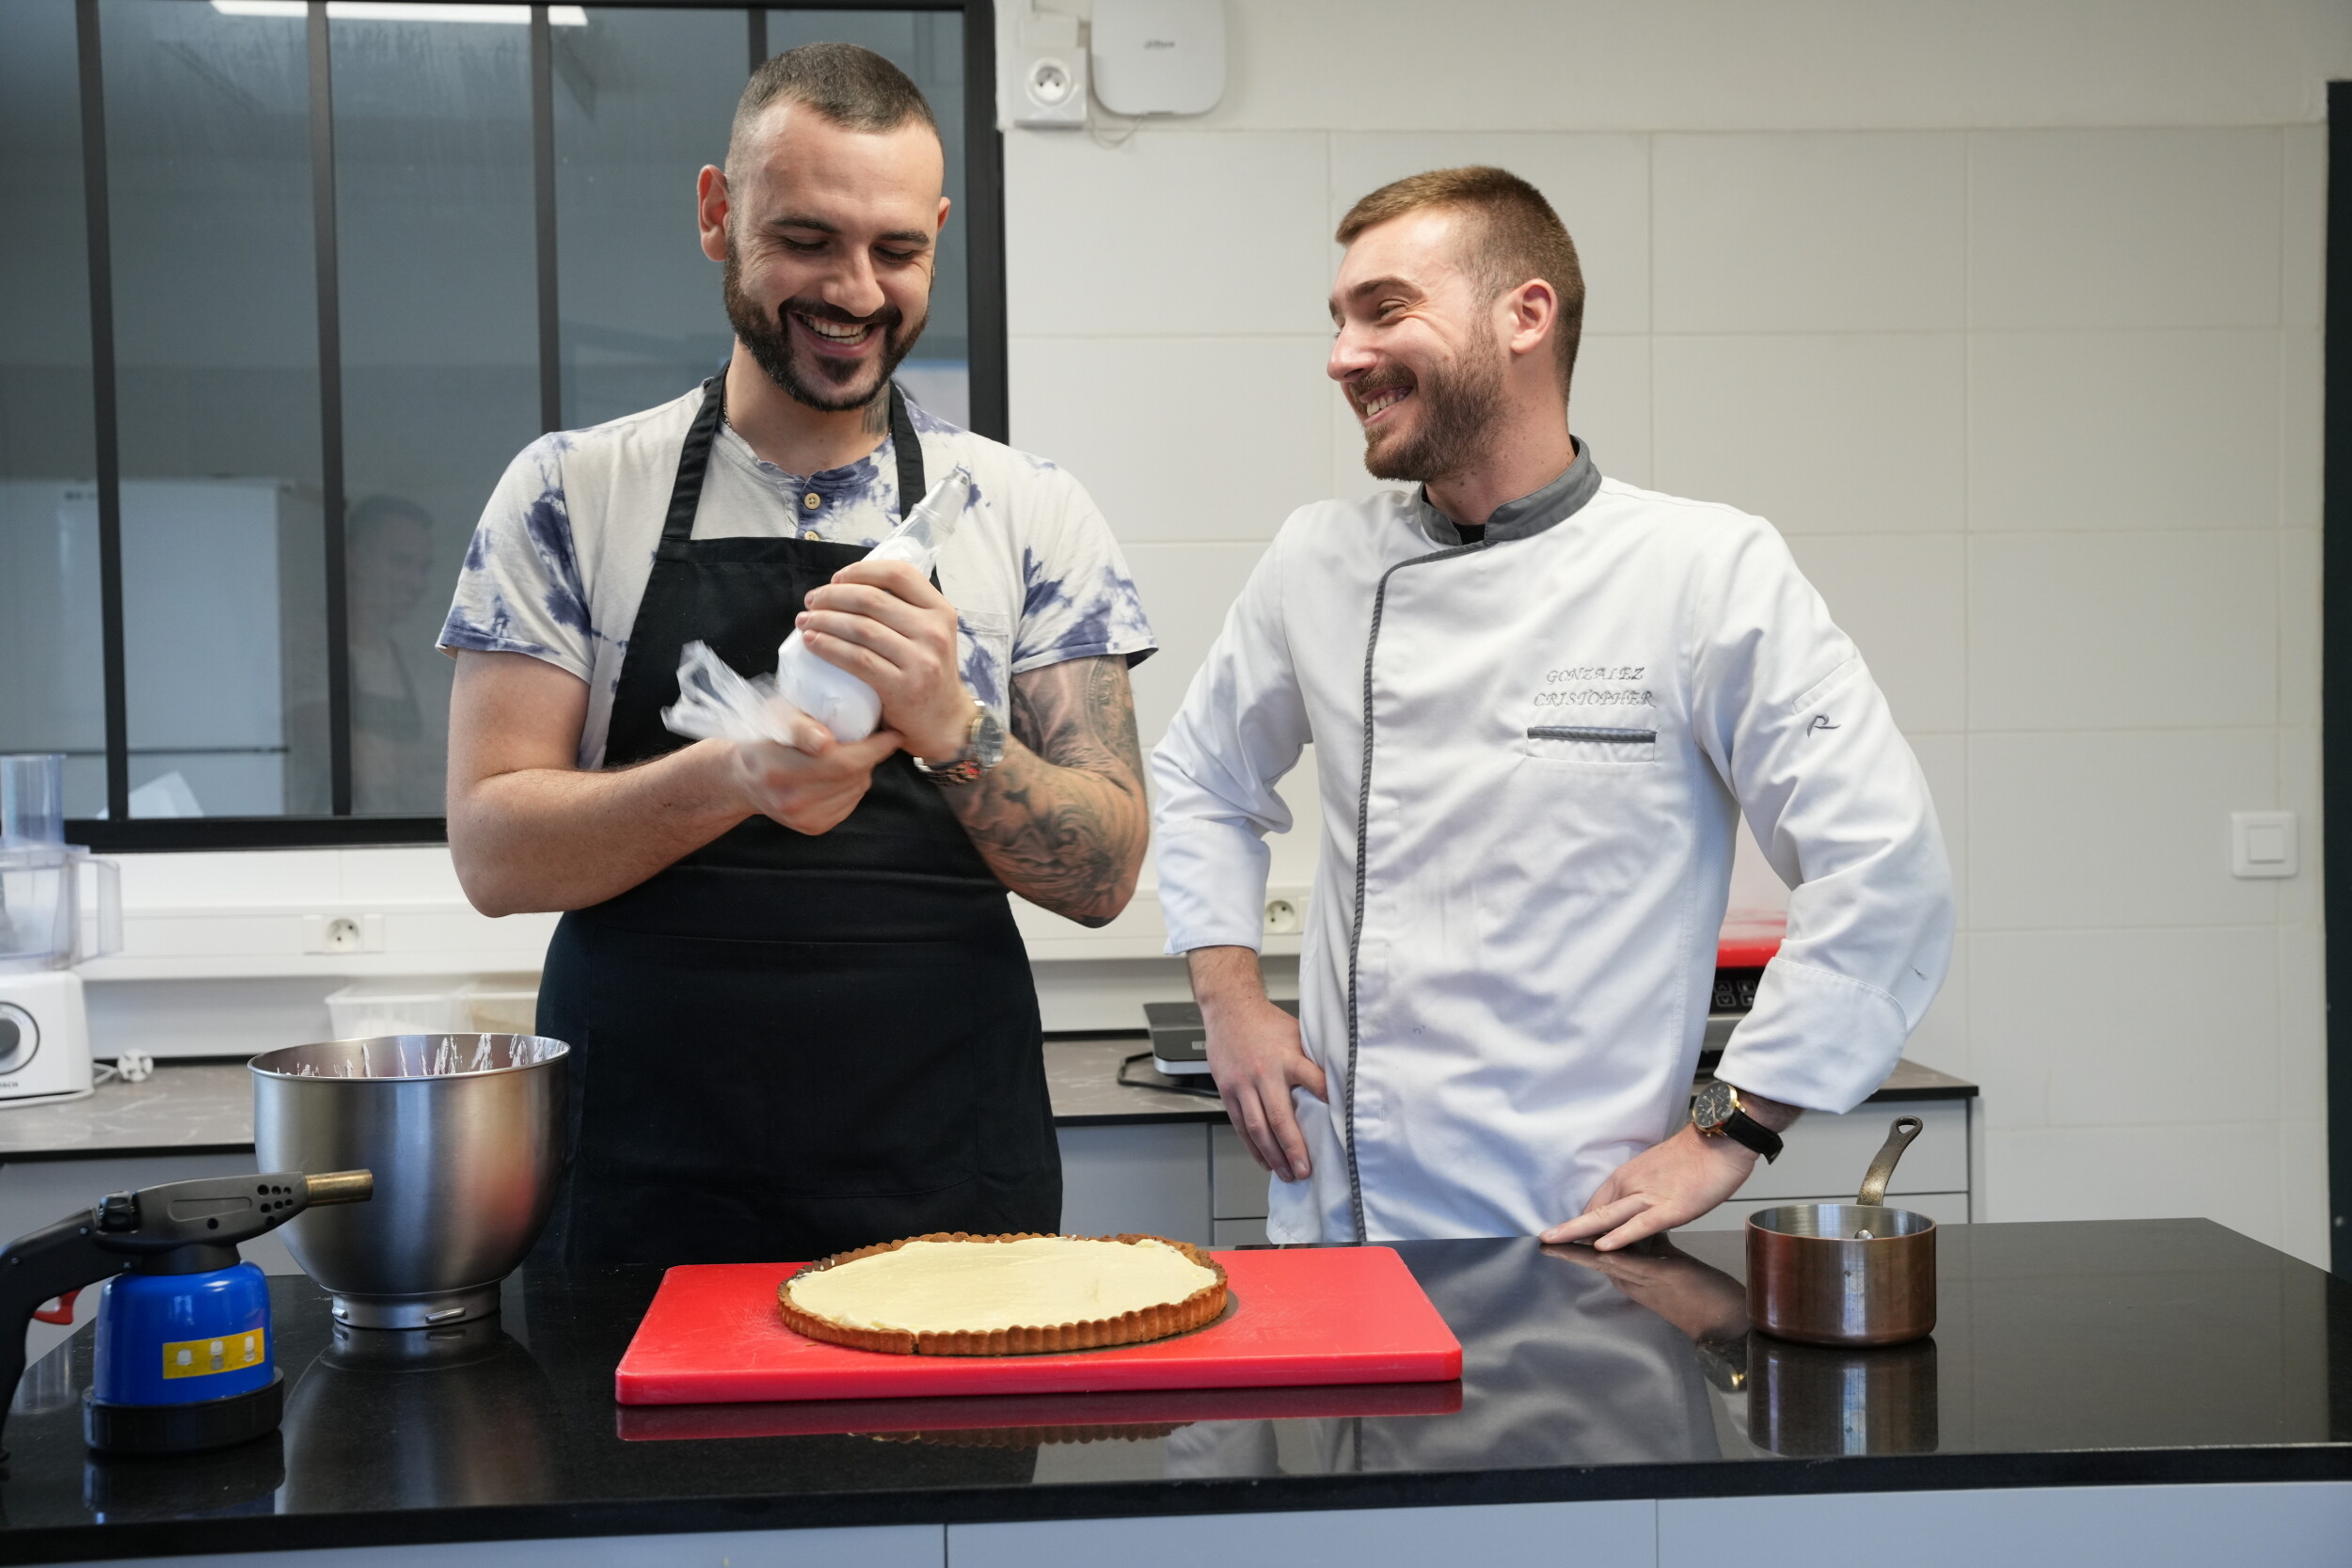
1745,1116,1936,1347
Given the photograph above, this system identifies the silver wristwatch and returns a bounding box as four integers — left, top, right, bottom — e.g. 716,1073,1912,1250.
911,701,1007,786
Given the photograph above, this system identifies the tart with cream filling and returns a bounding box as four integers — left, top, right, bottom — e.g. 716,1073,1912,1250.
779,1232,1228,1356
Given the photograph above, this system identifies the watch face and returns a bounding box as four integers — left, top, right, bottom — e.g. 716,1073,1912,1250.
972,707,1008,768
1690,1079,1734,1130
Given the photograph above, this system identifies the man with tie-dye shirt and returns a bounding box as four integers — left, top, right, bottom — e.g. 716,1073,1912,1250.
436,44,1153,1268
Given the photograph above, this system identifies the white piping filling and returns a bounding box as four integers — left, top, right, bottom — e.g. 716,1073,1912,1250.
788,1237,1217,1336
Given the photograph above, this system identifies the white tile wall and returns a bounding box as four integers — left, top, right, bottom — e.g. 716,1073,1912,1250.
1969,730,2277,930
2280,1121,2330,1265
1005,132,1330,338
1653,334,1965,533
1008,336,1332,544
1987,1121,2284,1246
1966,129,2283,330
2282,127,2327,331
2279,726,2324,926
1995,926,2278,1130
1569,335,1651,488
1213,1,2347,134
1967,531,2277,731
2279,922,2326,1126
2283,329,2324,531
1966,331,2281,531
1652,134,1966,333
1952,0,2344,129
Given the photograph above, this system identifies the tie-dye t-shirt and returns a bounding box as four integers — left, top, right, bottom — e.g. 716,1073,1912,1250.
438,383,1154,769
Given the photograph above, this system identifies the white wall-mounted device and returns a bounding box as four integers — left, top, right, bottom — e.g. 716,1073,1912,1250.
2230,810,2298,879
1090,0,1225,117
999,7,1089,130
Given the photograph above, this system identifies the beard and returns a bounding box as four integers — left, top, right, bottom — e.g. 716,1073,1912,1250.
723,239,929,414
1356,332,1506,484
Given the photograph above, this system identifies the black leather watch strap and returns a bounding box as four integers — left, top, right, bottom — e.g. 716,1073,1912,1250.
1720,1105,1783,1164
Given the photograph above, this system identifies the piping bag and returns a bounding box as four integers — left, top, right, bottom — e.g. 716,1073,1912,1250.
663,466,971,749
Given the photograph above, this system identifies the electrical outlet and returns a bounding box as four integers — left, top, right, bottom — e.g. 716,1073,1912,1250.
305,914,385,955
1001,8,1089,129
1263,898,1303,935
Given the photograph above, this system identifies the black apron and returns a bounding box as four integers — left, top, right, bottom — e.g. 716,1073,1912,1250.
534,378,1060,1267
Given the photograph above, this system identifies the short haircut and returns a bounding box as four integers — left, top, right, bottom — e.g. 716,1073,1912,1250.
729,42,938,171
1336,166,1585,395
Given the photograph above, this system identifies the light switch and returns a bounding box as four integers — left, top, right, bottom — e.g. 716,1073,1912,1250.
2230,811,2297,879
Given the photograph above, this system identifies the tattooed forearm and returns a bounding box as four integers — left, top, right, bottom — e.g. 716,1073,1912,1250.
943,656,1148,927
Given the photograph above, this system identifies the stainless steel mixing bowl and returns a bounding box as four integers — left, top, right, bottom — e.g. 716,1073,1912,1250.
251,1035,569,1329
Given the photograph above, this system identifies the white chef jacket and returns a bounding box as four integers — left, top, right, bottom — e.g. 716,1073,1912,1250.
1151,446,1954,1244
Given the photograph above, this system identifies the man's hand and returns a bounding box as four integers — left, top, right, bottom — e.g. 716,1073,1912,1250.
797,560,972,762
726,715,902,835
1189,946,1327,1182
1540,1124,1762,1252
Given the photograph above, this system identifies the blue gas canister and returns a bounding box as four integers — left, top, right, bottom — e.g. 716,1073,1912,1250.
93,1261,274,1406
87,1259,280,1453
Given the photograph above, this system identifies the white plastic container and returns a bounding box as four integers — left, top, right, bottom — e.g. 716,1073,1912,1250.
460,974,540,1036
324,977,470,1039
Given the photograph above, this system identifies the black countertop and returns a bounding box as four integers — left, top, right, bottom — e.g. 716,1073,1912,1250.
1,1219,2342,1562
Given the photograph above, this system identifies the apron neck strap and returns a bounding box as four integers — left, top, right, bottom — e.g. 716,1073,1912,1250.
660,375,728,545
887,382,924,519
663,376,928,543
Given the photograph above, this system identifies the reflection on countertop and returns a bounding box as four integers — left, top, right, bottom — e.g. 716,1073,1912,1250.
1,1219,2342,1560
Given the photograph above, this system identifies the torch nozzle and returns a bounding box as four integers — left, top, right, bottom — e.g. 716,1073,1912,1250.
303,1170,373,1206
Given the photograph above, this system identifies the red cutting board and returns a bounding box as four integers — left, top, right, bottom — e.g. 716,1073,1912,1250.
616,1379,1465,1441
614,1245,1460,1405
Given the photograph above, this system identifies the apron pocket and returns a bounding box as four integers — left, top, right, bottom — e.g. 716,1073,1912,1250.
1518,724,1660,766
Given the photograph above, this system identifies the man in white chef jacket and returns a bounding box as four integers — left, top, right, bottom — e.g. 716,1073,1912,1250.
1152,167,1954,1248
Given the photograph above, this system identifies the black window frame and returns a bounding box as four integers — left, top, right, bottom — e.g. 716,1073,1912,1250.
52,0,1006,853
2323,79,2348,1277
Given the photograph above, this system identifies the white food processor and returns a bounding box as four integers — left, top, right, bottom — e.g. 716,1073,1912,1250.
0,754,120,1106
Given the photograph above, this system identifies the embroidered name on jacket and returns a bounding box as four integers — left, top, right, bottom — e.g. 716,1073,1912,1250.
1531,663,1657,710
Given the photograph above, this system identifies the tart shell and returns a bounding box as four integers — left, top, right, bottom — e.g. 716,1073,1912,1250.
777,1232,1230,1357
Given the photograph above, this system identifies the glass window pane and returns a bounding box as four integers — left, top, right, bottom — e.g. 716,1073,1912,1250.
103,0,326,820
554,7,742,431
767,10,968,428
333,12,540,816
0,0,105,818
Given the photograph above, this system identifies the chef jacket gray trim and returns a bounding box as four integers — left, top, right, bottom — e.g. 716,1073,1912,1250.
1345,439,1602,1243
1412,438,1601,548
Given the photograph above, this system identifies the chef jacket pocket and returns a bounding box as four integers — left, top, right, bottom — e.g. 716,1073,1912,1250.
955,610,1014,714
1517,723,1660,767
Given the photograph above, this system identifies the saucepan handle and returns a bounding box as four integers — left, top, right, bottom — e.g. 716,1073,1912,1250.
1856,1116,1923,1208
